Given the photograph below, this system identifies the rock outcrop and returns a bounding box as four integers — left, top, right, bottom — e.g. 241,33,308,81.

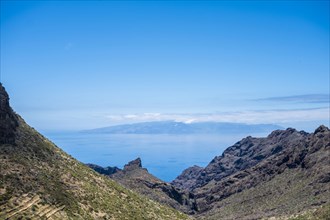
0,83,18,144
90,158,198,214
86,163,121,176
123,157,143,170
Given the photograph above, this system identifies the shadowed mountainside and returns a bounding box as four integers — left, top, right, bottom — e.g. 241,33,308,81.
172,125,330,219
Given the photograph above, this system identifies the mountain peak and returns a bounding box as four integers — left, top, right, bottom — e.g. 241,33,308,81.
124,157,142,171
267,127,299,139
314,125,330,134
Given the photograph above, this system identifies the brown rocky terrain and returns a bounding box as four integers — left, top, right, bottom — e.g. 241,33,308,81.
172,125,330,219
88,158,198,214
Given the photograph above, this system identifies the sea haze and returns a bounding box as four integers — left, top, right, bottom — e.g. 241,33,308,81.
45,122,280,182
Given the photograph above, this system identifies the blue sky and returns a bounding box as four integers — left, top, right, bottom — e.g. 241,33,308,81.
1,0,329,131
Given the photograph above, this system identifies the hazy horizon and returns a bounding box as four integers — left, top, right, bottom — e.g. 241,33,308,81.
1,1,329,132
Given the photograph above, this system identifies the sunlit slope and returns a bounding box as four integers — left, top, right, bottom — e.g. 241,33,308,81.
0,83,189,220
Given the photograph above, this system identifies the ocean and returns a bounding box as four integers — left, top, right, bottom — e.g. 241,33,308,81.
44,132,269,182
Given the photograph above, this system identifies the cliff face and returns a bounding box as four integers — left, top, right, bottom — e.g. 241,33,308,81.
172,125,330,219
172,128,311,191
171,165,203,191
0,84,188,220
0,84,18,145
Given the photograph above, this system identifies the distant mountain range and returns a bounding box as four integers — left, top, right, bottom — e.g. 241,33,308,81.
83,121,283,134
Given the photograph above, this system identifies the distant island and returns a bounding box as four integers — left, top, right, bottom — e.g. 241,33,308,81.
82,121,283,134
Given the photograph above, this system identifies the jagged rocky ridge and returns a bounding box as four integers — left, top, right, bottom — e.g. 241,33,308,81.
173,128,311,190
85,163,121,176
0,83,188,219
88,158,198,214
172,125,330,219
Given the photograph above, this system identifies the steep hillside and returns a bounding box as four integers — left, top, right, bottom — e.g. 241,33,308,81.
88,158,197,214
172,125,330,219
0,84,189,220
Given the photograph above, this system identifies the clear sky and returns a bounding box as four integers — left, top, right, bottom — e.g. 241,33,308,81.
1,0,329,132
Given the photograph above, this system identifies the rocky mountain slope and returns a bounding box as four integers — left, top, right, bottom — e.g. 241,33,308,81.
0,83,189,219
172,125,330,219
88,158,197,215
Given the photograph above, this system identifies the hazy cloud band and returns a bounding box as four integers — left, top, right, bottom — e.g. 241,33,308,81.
256,94,330,103
105,107,330,125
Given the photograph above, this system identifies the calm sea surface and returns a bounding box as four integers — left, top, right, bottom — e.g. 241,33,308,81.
44,132,268,182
